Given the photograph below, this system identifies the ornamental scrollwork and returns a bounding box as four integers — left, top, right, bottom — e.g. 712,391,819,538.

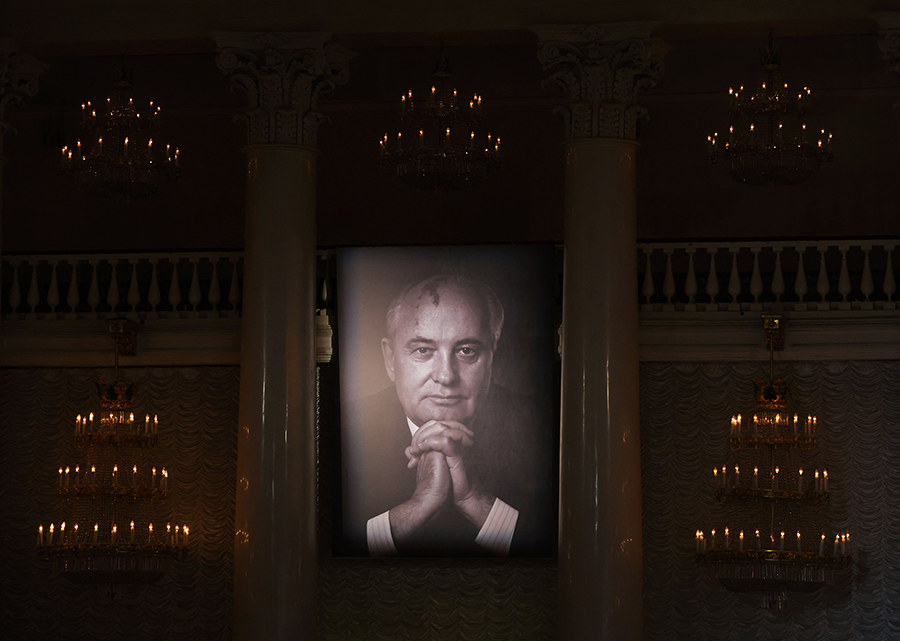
537,25,668,140
216,34,354,147
0,39,47,157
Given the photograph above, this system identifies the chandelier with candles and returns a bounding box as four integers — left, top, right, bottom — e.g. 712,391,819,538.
60,65,179,200
695,315,850,609
38,319,187,585
707,33,833,186
379,46,500,190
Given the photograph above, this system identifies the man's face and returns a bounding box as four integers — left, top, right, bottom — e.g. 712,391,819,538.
382,284,494,428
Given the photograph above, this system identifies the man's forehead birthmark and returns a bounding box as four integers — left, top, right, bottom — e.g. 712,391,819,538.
423,281,442,306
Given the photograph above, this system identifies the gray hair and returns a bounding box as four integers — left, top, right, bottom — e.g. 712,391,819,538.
385,274,504,350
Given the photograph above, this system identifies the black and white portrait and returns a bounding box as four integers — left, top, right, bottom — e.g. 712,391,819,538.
336,245,557,557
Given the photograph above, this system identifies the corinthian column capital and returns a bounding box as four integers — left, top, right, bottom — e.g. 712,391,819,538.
0,39,47,157
215,32,354,147
876,13,900,113
535,23,668,141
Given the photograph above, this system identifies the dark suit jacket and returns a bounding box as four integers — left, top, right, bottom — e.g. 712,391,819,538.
339,384,554,557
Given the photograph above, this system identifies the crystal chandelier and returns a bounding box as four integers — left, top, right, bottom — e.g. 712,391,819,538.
695,315,850,609
38,319,187,586
379,47,500,190
60,65,179,200
707,34,833,186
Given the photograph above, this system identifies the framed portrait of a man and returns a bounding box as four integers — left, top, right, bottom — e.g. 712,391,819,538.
335,244,558,557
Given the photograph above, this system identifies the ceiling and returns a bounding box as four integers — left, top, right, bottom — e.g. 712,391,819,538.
2,0,898,56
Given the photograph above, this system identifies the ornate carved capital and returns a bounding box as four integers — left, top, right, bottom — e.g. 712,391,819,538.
215,32,354,147
0,39,47,157
535,23,668,141
877,13,900,113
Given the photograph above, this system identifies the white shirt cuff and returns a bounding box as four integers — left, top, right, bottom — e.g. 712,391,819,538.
475,498,518,556
366,511,398,556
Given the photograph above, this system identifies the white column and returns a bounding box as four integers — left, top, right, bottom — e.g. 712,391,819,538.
537,23,667,641
0,40,46,340
216,33,352,641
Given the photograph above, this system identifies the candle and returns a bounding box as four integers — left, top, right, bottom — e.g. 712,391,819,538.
49,523,54,545
132,465,138,487
779,531,785,554
76,414,81,432
91,465,96,485
175,525,180,546
89,412,94,429
162,468,168,491
815,469,820,492
774,466,780,491
112,464,118,486
752,414,758,438
739,530,744,552
111,524,117,545
145,415,150,435
713,467,718,489
167,144,171,162
58,467,63,490
807,415,812,436
710,529,716,550
755,529,761,551
729,125,734,146
152,467,157,489
753,466,759,489
797,531,802,554
750,123,755,146
819,533,825,557
92,523,98,544
167,523,172,546
174,148,179,168
734,465,740,487
841,533,847,556
98,137,103,153
700,531,706,553
124,137,129,157
823,470,828,492
184,526,189,546
38,525,43,546
725,527,730,549
845,532,851,555
722,466,726,487
798,469,803,493
65,466,70,488
73,523,78,542
148,139,153,154
129,412,134,424
396,131,402,151
75,466,80,486
696,530,701,553
833,534,839,556
470,131,475,150
154,415,158,435
793,414,798,433
130,521,135,544
149,523,154,540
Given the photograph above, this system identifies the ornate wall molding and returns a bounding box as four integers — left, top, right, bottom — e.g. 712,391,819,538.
0,39,47,157
876,13,900,113
535,23,668,140
215,32,353,147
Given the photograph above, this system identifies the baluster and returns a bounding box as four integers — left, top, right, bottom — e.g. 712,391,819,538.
228,257,241,313
8,263,20,313
706,249,719,310
662,249,676,308
749,247,763,308
188,257,201,314
641,249,654,308
771,247,785,305
208,259,222,313
66,260,80,314
107,259,120,312
148,259,161,314
168,259,181,313
860,244,874,310
684,249,697,310
727,248,741,309
47,259,60,314
816,247,830,310
794,247,808,309
87,259,100,314
837,245,851,309
884,246,896,308
127,259,141,313
26,261,40,316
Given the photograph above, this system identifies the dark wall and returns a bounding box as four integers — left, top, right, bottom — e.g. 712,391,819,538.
3,34,899,255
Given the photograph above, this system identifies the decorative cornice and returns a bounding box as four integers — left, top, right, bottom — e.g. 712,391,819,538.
0,39,47,157
876,13,900,113
215,32,354,147
534,23,668,141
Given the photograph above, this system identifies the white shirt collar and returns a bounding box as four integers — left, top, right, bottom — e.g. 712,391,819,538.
406,416,419,437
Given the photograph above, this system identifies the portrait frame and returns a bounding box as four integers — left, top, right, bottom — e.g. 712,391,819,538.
333,244,559,558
